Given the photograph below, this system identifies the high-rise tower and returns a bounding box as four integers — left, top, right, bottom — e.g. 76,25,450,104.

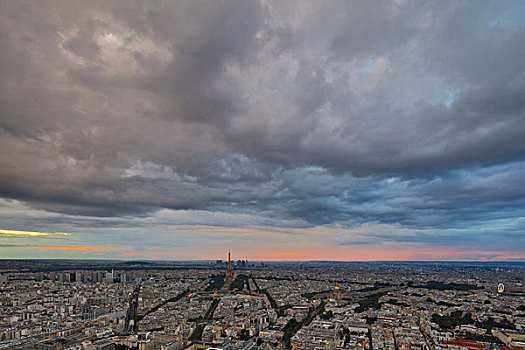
224,251,235,282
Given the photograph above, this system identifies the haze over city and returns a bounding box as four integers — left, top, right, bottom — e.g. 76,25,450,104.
1,0,525,261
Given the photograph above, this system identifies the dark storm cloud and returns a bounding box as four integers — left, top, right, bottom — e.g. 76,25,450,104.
63,30,101,60
0,0,524,250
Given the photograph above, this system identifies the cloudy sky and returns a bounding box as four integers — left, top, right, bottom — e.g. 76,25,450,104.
1,0,524,261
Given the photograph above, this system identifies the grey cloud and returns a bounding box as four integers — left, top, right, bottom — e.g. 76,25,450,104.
0,0,524,253
63,30,100,60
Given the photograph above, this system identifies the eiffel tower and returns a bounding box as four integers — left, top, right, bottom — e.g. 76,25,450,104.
224,251,235,282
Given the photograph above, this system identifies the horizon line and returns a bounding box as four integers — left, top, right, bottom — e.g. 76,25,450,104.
0,258,524,263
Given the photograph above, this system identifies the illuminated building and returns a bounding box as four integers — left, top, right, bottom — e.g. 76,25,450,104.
224,251,235,282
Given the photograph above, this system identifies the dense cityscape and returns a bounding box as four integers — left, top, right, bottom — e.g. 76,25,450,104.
1,257,523,350
2,1,525,350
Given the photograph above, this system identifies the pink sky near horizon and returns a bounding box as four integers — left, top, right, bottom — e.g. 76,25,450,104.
12,244,521,262
1,228,523,261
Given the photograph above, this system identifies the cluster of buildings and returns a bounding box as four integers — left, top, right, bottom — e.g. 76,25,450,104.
0,260,523,350
291,320,344,349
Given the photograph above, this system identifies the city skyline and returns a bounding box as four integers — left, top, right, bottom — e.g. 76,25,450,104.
1,1,525,261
